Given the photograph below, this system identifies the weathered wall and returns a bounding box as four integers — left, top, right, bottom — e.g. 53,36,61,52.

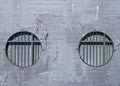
0,0,120,86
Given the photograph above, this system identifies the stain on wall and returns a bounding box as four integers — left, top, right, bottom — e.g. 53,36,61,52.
0,0,120,86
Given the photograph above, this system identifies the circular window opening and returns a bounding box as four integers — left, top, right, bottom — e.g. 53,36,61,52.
5,31,42,68
78,31,114,67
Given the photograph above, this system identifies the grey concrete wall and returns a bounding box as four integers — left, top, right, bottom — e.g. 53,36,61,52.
0,0,120,86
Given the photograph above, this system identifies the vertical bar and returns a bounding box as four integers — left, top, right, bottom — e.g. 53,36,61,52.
98,43,100,66
99,36,102,65
29,34,33,65
105,37,107,63
19,35,21,66
34,43,36,63
24,33,26,67
108,43,109,61
106,43,108,62
85,45,87,63
21,34,23,67
31,34,34,65
96,33,99,66
12,43,14,64
26,34,28,67
11,44,13,62
103,34,105,64
84,45,86,62
35,43,37,63
109,42,110,60
86,38,88,64
25,34,27,67
28,34,30,66
14,42,16,65
93,33,94,66
16,39,18,66
17,34,19,66
22,32,25,67
9,43,12,62
90,35,91,65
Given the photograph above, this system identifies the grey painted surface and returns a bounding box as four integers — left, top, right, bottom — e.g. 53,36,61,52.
0,0,120,86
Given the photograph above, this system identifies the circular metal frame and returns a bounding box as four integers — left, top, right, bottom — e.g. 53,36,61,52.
78,31,114,67
5,31,42,68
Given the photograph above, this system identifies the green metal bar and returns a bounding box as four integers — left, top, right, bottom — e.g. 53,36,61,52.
100,36,101,66
12,43,14,64
90,36,91,65
17,34,19,66
19,44,21,66
11,44,13,63
28,35,30,66
86,38,88,64
93,34,94,66
20,35,22,67
80,41,112,45
25,36,27,67
24,34,26,67
80,41,112,42
8,41,40,43
98,44,100,66
85,45,88,63
21,35,23,67
96,34,97,66
108,44,109,61
106,44,108,62
31,34,34,65
15,44,17,65
22,34,24,67
34,44,36,63
14,43,16,65
103,34,105,64
26,34,28,66
79,40,112,43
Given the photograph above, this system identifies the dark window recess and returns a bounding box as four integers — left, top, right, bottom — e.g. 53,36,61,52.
78,31,114,67
5,31,42,68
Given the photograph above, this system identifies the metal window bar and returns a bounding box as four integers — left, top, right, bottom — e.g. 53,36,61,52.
6,31,41,68
79,31,114,67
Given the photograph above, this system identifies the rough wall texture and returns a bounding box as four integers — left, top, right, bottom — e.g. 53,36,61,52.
0,0,120,86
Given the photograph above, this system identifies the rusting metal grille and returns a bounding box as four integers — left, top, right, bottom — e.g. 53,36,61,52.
78,31,114,67
5,31,42,68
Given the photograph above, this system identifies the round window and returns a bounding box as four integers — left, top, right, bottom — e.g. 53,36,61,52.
78,31,114,67
5,31,42,68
